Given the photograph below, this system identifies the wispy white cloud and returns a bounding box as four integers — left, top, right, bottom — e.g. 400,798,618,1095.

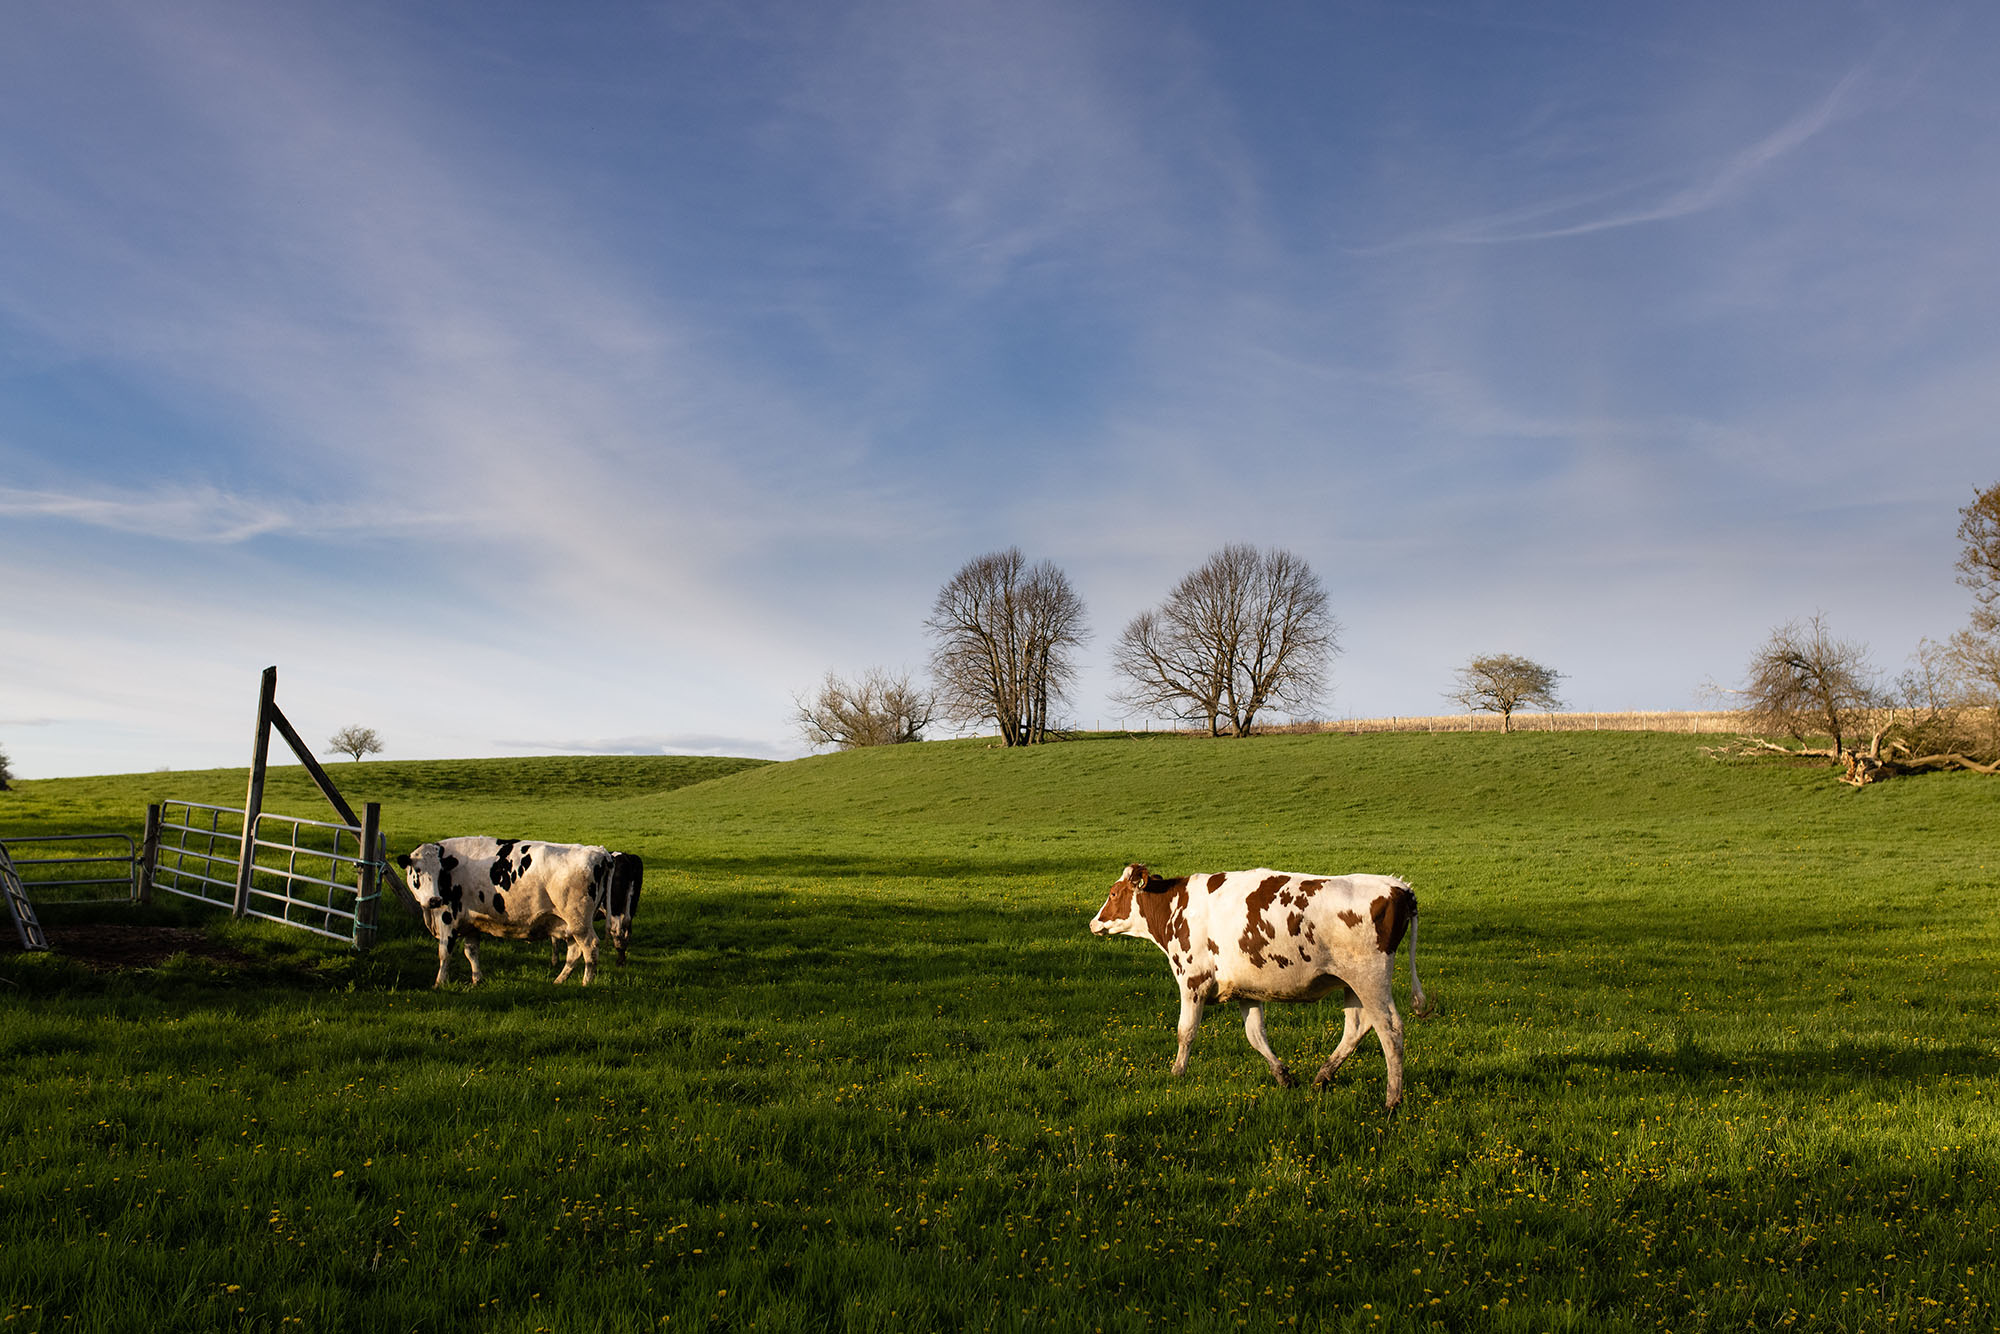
0,484,373,543
495,734,795,760
1374,63,1869,249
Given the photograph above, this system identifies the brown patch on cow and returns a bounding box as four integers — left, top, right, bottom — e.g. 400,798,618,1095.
1135,877,1189,952
1337,909,1363,929
1206,873,1226,893
1095,881,1134,927
1237,874,1288,966
1296,878,1325,899
1205,938,1219,954
1370,884,1417,954
1185,970,1218,1002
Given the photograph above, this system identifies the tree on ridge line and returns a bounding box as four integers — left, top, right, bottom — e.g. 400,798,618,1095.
1112,543,1337,736
926,547,1088,747
795,668,935,749
326,725,384,762
1446,654,1565,732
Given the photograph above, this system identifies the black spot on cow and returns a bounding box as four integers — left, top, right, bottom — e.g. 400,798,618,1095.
493,892,505,916
439,858,463,911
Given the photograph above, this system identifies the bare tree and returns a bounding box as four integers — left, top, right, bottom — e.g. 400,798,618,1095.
1445,654,1565,732
795,668,935,749
926,548,1088,746
1956,481,2000,626
1113,544,1336,736
1737,615,1879,760
1948,480,2000,702
326,725,384,762
1886,640,1992,757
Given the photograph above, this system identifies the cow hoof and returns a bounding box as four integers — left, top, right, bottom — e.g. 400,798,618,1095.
1274,1066,1298,1088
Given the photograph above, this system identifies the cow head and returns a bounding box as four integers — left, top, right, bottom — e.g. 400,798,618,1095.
604,852,643,965
396,843,462,921
1088,863,1154,938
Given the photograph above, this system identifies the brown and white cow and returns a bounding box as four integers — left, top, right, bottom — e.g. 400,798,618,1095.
398,837,615,988
1089,863,1429,1108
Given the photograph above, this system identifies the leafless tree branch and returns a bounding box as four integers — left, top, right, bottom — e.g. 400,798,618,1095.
925,548,1088,746
1113,544,1336,736
794,668,935,749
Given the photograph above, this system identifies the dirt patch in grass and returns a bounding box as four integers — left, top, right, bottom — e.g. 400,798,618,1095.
6,924,257,972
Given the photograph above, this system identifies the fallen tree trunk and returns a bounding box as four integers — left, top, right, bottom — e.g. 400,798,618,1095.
1704,735,1997,784
1842,749,2000,785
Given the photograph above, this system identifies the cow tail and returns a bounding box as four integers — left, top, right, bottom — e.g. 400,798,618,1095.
1406,900,1431,1019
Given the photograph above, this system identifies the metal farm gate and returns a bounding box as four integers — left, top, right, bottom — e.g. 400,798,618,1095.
5,666,414,955
148,799,387,949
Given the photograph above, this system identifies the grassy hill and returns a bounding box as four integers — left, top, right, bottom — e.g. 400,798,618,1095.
2,732,1995,1332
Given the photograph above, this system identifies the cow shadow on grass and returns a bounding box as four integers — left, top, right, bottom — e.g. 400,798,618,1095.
356,883,1122,998
648,847,1102,882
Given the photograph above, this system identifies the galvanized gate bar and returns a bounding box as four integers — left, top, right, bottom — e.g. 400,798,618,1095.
149,797,380,947
152,801,250,910
0,833,140,901
0,844,49,951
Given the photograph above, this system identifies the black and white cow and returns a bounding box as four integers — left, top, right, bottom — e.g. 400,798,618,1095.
398,837,614,988
1089,864,1429,1108
550,851,643,970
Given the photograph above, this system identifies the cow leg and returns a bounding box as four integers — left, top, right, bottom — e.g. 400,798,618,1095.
433,927,454,989
552,918,600,986
461,937,484,987
552,933,579,984
1240,1001,1296,1087
1170,990,1207,1075
1341,970,1405,1111
1312,986,1373,1088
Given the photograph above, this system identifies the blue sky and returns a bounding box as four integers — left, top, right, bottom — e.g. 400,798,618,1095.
4,1,1996,778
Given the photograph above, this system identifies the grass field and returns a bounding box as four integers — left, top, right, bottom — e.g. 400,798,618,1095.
1,732,1996,1332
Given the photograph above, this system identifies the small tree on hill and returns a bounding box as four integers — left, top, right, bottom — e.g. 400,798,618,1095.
326,725,384,762
1446,654,1565,731
926,548,1088,746
796,669,935,749
1113,544,1337,736
0,743,13,791
1948,480,2000,707
1737,615,1878,761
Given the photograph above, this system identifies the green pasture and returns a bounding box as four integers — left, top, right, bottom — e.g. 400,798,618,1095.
1,732,1995,1332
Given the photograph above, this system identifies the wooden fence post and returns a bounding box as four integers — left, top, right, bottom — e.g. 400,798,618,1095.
233,666,277,919
354,802,382,951
137,804,161,905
